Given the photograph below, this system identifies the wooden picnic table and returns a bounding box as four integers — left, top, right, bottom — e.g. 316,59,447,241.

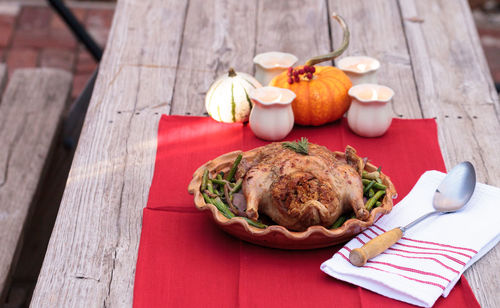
30,0,500,307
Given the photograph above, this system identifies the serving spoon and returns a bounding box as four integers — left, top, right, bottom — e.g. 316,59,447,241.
349,162,476,267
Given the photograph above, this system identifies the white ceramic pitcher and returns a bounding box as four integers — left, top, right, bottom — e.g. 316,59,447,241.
337,56,380,85
253,52,298,86
248,86,296,141
347,84,394,137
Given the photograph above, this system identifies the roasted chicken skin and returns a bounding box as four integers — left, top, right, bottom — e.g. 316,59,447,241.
236,143,368,231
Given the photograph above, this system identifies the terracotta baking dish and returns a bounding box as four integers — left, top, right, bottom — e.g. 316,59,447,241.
188,147,397,249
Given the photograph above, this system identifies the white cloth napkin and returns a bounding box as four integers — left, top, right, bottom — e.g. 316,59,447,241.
321,170,500,307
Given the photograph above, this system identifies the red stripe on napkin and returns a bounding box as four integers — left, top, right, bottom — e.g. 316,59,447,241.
361,231,473,260
134,115,479,308
341,246,453,284
358,231,469,270
378,251,461,274
372,225,478,253
337,251,448,290
401,238,479,254
387,247,467,266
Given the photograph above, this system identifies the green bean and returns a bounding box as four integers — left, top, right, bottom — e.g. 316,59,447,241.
331,215,347,229
375,201,382,207
209,177,224,196
223,184,238,214
215,174,225,196
363,180,375,194
207,180,215,194
201,169,209,191
365,190,386,211
212,197,235,218
368,188,375,198
230,178,243,194
207,180,223,197
218,186,224,197
243,217,267,229
376,177,383,184
211,178,229,186
226,154,242,182
203,190,218,199
362,179,386,190
202,192,212,204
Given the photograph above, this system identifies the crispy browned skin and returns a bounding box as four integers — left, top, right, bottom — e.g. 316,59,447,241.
236,143,368,231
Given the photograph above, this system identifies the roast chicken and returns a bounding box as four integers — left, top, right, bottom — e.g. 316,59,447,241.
235,143,369,231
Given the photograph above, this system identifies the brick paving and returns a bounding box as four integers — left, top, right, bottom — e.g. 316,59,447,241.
0,2,114,100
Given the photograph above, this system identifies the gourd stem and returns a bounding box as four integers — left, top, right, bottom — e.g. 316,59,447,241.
305,12,350,66
228,67,237,77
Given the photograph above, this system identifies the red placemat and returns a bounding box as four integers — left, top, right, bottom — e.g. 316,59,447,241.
134,115,480,308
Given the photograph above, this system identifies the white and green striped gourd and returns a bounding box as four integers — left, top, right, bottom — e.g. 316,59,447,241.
205,68,262,123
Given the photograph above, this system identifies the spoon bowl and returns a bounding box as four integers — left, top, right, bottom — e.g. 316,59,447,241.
433,161,476,212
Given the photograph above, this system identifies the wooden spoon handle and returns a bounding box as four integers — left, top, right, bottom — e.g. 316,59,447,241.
349,227,403,266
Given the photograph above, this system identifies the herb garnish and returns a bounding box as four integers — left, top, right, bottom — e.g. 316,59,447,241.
282,137,309,155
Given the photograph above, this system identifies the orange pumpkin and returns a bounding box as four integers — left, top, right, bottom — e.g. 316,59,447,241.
270,66,352,126
270,12,353,126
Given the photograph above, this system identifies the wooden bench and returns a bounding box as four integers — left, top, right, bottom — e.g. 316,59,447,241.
0,67,72,303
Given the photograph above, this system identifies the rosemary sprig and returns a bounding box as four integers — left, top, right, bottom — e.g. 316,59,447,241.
282,137,309,155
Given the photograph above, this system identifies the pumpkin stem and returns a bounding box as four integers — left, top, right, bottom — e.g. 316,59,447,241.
228,67,237,77
305,12,350,66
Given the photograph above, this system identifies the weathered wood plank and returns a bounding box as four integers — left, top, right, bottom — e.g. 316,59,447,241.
0,64,6,96
398,0,500,306
328,0,422,119
170,0,257,116
0,68,71,302
30,0,188,307
256,0,331,67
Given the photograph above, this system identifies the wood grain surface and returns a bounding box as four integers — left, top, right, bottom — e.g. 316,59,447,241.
399,1,500,306
30,0,189,306
328,0,423,119
170,0,257,116
0,68,71,302
256,0,331,66
31,0,499,307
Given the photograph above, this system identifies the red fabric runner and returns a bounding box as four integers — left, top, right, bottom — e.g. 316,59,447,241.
133,115,480,308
